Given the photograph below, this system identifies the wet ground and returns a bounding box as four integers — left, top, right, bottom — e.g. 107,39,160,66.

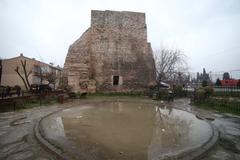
0,104,68,160
174,99,240,160
41,101,212,160
0,98,240,160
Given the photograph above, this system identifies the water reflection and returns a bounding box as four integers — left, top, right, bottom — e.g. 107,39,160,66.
148,105,192,159
43,102,212,160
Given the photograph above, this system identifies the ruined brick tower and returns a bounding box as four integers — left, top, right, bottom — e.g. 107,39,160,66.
64,10,156,93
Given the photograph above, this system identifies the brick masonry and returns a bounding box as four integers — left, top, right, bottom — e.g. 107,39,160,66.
64,10,156,93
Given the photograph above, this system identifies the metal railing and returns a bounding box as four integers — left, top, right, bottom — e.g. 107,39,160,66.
213,86,240,97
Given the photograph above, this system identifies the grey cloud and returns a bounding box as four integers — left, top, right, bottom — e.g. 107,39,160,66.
0,0,239,74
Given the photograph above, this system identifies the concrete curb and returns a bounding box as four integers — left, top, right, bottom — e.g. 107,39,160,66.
34,109,70,160
34,100,219,160
158,124,219,160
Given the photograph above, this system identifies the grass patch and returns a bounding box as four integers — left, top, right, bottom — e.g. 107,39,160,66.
194,98,240,116
213,91,240,97
24,100,40,109
87,92,146,98
21,96,58,110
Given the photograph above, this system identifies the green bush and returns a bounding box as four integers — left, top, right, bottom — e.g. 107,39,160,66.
195,97,240,115
196,88,206,100
88,91,145,97
214,90,240,97
173,85,184,97
202,80,208,87
194,86,214,101
215,78,221,86
156,90,168,100
204,86,214,98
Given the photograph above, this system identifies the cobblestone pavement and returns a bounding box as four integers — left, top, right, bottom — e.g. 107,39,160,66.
0,98,239,160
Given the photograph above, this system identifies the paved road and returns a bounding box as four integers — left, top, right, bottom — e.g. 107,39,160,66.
0,105,63,160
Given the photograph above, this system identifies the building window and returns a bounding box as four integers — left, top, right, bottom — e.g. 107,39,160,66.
32,76,40,84
113,76,119,85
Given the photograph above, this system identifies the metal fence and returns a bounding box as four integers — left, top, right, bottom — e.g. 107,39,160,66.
201,97,240,115
0,91,65,112
213,86,240,97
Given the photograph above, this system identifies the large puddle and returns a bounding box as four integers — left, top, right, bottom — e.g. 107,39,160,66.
41,101,213,160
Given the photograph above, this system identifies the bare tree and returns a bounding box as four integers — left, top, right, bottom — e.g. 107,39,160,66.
58,71,69,90
15,60,32,90
35,64,47,85
45,71,58,88
39,65,43,85
154,48,188,87
36,64,60,90
15,66,28,90
21,60,32,88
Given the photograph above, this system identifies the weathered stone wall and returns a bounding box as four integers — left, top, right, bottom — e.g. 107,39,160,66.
64,10,156,93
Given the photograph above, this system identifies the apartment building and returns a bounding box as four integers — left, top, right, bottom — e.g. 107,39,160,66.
1,53,62,90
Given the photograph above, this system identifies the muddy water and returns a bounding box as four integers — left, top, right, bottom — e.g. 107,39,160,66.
42,102,213,160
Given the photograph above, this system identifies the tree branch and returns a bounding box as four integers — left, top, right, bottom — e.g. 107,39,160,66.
21,60,31,89
15,66,28,90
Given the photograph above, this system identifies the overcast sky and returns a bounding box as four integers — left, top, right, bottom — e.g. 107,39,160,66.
0,0,240,76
